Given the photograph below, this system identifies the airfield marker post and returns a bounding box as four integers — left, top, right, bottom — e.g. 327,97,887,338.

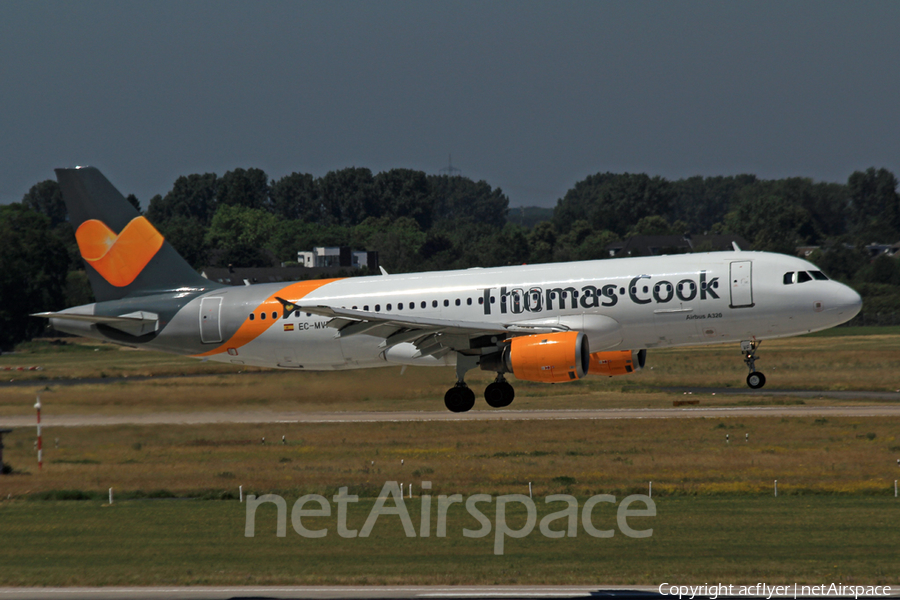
649,481,652,498
528,482,532,498
35,396,42,472
775,480,778,497
240,485,243,502
895,480,897,498
109,488,113,505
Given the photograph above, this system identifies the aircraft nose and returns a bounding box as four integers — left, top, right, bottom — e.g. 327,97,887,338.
830,283,862,320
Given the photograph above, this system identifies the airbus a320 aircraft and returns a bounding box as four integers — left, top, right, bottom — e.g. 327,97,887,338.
36,167,863,412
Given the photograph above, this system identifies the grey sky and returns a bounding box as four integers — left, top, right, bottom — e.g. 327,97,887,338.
2,1,899,209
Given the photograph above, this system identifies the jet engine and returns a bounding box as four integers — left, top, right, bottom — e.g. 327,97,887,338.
481,331,591,383
589,349,646,376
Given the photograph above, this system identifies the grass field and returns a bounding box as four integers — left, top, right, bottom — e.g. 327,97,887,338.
0,332,898,586
1,416,897,498
0,496,897,586
1,331,899,419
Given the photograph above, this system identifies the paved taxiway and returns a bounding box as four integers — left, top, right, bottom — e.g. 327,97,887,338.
1,403,898,428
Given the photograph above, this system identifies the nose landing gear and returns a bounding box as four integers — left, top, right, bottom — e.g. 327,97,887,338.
741,340,766,389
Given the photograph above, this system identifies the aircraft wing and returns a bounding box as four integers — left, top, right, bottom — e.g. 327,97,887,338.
297,304,569,358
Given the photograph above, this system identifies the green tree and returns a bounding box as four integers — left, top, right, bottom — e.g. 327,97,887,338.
553,173,673,237
374,169,433,230
668,175,757,234
847,168,900,241
217,168,270,211
205,205,278,267
270,172,320,222
21,180,67,227
428,175,509,229
147,173,218,226
319,168,376,226
725,186,817,254
807,244,869,281
0,205,69,349
353,216,426,273
527,221,558,264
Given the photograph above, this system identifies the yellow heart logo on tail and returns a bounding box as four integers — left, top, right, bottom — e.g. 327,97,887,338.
75,217,165,287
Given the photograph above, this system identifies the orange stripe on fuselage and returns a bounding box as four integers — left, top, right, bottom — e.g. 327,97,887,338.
194,278,343,357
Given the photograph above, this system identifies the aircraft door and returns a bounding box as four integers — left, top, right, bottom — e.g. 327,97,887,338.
199,297,223,343
729,261,754,308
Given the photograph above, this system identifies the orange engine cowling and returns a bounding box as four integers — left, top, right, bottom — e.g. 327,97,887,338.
507,331,591,383
589,349,647,377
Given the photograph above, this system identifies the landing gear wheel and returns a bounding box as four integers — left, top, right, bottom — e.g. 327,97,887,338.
444,385,476,413
484,381,515,408
746,372,766,389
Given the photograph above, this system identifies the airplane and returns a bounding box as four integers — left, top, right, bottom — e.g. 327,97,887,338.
34,167,863,412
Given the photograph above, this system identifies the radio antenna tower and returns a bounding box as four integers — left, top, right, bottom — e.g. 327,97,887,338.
439,154,462,176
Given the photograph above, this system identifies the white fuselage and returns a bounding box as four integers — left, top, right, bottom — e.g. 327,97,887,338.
140,251,860,371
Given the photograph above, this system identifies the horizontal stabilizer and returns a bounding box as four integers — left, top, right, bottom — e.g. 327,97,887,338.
32,310,159,337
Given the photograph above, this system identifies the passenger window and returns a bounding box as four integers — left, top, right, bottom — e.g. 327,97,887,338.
352,306,357,310
363,305,369,311
272,311,277,319
432,300,438,308
423,301,428,309
467,298,472,305
387,304,392,311
410,302,415,309
797,271,812,283
249,314,255,321
478,297,484,305
375,305,381,312
783,272,794,285
294,310,300,318
398,303,403,310
811,270,828,281
261,313,266,320
444,300,449,307
455,299,461,306
490,296,495,304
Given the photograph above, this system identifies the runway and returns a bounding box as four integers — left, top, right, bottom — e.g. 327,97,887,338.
0,586,660,600
1,403,898,428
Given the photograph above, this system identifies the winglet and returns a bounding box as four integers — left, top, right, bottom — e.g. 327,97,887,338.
379,266,389,276
732,242,741,251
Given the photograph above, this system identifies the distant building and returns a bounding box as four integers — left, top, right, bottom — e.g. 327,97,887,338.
297,247,378,270
201,266,327,286
605,234,751,258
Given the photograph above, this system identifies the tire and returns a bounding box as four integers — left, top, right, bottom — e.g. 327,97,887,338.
484,381,515,408
746,372,766,389
445,386,476,413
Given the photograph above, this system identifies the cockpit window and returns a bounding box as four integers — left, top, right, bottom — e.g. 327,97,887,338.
797,271,813,283
810,270,829,281
783,272,794,285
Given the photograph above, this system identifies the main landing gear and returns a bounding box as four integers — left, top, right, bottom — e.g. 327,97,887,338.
741,340,766,389
443,353,516,413
484,375,515,408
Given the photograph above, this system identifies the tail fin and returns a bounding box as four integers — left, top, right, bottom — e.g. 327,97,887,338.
55,166,222,302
